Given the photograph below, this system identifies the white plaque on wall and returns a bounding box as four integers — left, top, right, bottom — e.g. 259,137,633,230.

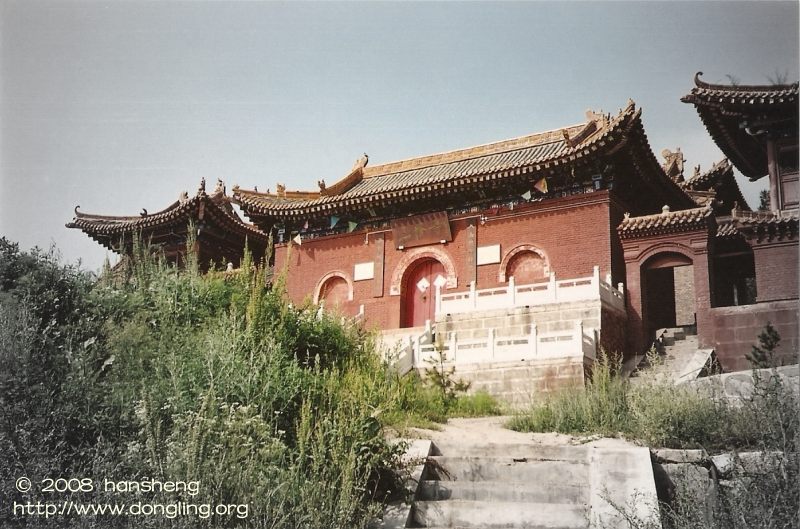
476,244,501,265
353,262,374,281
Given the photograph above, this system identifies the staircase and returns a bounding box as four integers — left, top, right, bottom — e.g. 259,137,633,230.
627,326,718,384
401,440,658,529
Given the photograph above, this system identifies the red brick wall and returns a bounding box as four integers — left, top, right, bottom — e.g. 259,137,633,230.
600,306,628,357
710,301,799,372
753,242,799,303
609,198,629,287
274,192,615,331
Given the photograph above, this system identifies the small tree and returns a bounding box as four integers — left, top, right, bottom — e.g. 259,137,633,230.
745,322,781,369
425,342,470,406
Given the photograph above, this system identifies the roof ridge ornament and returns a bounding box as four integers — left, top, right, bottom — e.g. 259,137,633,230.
198,178,206,195
693,71,708,88
213,179,225,196
179,191,189,204
661,148,685,182
352,153,369,171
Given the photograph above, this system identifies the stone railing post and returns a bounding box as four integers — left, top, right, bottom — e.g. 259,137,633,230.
530,324,538,358
508,276,516,308
449,332,457,364
470,280,477,309
549,272,557,302
575,320,584,356
592,265,600,288
488,328,496,360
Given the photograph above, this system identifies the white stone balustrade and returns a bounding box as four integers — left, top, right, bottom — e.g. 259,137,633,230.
410,319,595,369
436,266,625,316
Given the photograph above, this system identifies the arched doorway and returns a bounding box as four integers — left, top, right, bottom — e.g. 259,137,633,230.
506,250,548,284
642,252,695,338
318,275,350,309
402,258,445,328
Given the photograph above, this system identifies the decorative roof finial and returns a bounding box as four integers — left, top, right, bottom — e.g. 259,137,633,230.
352,153,369,171
140,208,148,217
624,212,630,220
318,179,326,191
276,183,286,198
662,205,670,215
198,178,206,194
214,179,225,195
694,71,705,86
561,128,571,145
179,191,189,204
661,148,685,182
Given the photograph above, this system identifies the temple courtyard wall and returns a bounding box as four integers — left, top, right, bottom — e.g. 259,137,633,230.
709,300,799,372
274,191,620,332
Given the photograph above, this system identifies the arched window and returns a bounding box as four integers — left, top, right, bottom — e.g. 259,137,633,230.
313,271,353,306
499,244,550,283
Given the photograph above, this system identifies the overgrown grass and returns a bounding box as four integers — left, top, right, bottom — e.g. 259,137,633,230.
0,237,498,528
508,352,799,452
510,350,799,528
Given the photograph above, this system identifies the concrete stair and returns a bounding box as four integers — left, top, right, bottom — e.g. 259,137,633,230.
409,443,590,528
402,440,658,529
628,326,718,384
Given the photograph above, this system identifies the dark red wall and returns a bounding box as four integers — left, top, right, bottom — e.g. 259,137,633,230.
274,192,615,330
710,300,799,371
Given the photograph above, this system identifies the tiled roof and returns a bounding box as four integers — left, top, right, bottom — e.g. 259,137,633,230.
617,204,715,239
67,179,268,248
682,158,749,212
716,218,740,238
683,159,732,191
681,72,799,180
682,72,798,105
723,208,799,242
233,127,581,216
234,101,691,223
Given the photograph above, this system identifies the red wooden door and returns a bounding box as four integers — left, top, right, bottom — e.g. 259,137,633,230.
403,259,445,328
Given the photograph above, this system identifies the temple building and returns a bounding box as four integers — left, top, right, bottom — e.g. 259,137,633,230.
68,75,798,401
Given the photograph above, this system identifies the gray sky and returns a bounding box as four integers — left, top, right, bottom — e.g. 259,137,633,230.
1,1,798,271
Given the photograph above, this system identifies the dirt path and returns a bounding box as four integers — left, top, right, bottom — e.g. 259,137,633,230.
404,416,638,449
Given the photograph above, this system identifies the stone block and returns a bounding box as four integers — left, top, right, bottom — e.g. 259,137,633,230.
653,449,705,464
723,373,755,400
662,463,715,512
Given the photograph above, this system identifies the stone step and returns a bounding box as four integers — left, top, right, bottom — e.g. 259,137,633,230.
411,500,589,528
430,442,590,460
417,480,587,504
425,456,588,483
